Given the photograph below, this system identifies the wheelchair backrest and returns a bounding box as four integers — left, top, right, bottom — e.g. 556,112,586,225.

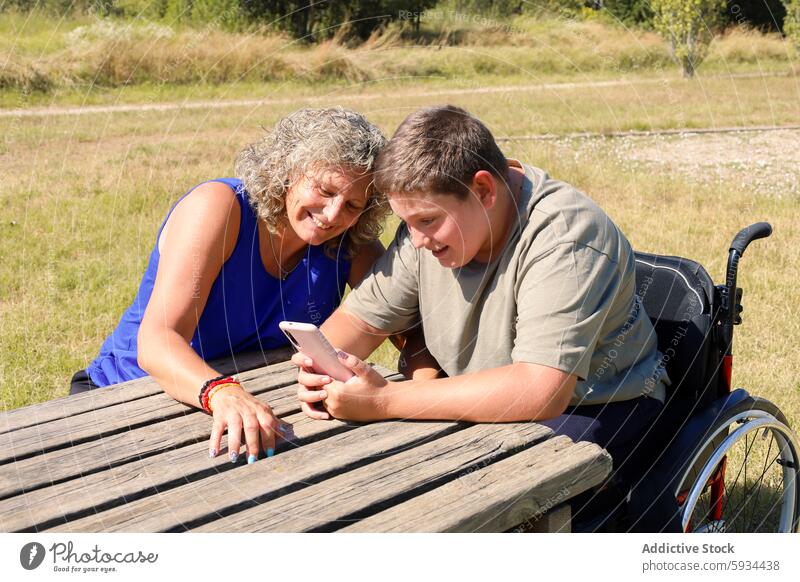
633,251,722,421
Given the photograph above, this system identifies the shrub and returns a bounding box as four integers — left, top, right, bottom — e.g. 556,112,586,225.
603,0,655,25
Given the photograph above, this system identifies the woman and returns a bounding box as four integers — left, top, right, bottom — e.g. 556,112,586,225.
72,107,389,464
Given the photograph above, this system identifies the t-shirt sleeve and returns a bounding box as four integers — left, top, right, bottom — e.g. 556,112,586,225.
512,241,623,380
342,223,420,333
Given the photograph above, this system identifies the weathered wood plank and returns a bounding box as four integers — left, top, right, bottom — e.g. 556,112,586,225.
341,437,612,533
0,363,299,465
0,369,402,500
192,422,554,532
45,419,463,532
0,348,293,435
0,383,301,498
0,411,351,533
0,362,401,474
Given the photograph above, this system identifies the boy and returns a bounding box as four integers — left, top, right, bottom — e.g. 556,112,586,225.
293,105,668,478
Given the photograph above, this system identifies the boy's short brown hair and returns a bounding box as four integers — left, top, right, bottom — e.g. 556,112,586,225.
373,105,508,199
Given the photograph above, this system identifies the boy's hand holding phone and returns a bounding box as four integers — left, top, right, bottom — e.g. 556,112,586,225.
281,321,393,421
292,349,390,422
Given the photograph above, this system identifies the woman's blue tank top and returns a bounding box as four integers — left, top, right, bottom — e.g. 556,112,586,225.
86,178,351,387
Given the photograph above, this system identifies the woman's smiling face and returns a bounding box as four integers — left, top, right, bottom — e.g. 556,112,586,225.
285,166,372,246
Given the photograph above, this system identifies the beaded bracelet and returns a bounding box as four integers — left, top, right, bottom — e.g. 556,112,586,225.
199,375,235,412
206,382,242,413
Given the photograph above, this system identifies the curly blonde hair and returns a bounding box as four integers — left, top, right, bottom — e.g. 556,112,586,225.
235,108,389,257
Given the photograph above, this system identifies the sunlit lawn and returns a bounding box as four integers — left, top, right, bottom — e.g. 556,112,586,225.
0,71,798,433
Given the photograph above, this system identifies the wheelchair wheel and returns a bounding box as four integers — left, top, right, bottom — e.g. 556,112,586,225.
675,397,800,533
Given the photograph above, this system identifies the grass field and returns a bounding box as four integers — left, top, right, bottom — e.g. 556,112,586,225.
1,13,799,433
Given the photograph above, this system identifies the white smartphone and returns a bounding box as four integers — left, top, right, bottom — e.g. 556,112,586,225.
279,321,354,382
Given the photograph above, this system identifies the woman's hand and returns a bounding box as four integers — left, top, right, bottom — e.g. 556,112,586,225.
293,350,390,422
207,384,285,463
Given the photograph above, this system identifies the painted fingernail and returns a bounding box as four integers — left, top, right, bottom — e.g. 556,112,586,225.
267,448,274,458
230,451,239,463
337,350,348,359
209,449,217,458
278,424,287,432
247,454,257,465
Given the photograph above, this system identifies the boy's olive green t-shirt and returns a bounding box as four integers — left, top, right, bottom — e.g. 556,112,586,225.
344,161,668,405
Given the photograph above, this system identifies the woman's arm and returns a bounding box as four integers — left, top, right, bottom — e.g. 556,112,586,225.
397,327,445,381
138,181,239,403
137,182,282,462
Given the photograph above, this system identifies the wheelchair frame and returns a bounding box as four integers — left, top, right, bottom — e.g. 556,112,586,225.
577,223,800,533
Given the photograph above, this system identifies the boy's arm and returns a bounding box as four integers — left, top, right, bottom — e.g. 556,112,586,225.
382,362,575,422
300,352,576,423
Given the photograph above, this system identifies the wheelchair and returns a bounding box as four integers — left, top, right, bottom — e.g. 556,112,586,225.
572,222,800,533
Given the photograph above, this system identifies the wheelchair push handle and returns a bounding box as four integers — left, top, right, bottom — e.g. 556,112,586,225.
719,222,773,351
729,222,772,257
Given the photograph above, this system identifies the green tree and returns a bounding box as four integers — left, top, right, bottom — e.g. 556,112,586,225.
651,0,725,78
727,1,786,31
784,0,800,48
241,0,437,41
603,0,655,25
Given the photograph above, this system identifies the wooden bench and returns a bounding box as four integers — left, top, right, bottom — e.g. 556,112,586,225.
0,349,611,532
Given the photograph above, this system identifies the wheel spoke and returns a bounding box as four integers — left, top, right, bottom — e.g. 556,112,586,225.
721,429,759,522
725,450,782,531
754,480,785,534
682,409,800,534
749,433,775,531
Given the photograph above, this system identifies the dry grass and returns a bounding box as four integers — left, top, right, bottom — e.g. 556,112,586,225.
1,14,797,97
709,26,795,65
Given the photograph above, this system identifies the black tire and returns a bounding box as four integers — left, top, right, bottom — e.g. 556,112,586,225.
675,396,800,533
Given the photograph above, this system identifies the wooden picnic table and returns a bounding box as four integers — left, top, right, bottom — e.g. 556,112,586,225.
0,349,612,533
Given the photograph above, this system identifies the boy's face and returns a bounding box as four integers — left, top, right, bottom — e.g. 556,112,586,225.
389,191,491,268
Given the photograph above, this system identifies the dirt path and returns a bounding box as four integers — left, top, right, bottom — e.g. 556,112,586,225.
2,72,795,196
0,71,786,119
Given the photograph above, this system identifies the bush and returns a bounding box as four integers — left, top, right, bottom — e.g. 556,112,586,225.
190,0,240,29
111,0,167,19
522,0,586,18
